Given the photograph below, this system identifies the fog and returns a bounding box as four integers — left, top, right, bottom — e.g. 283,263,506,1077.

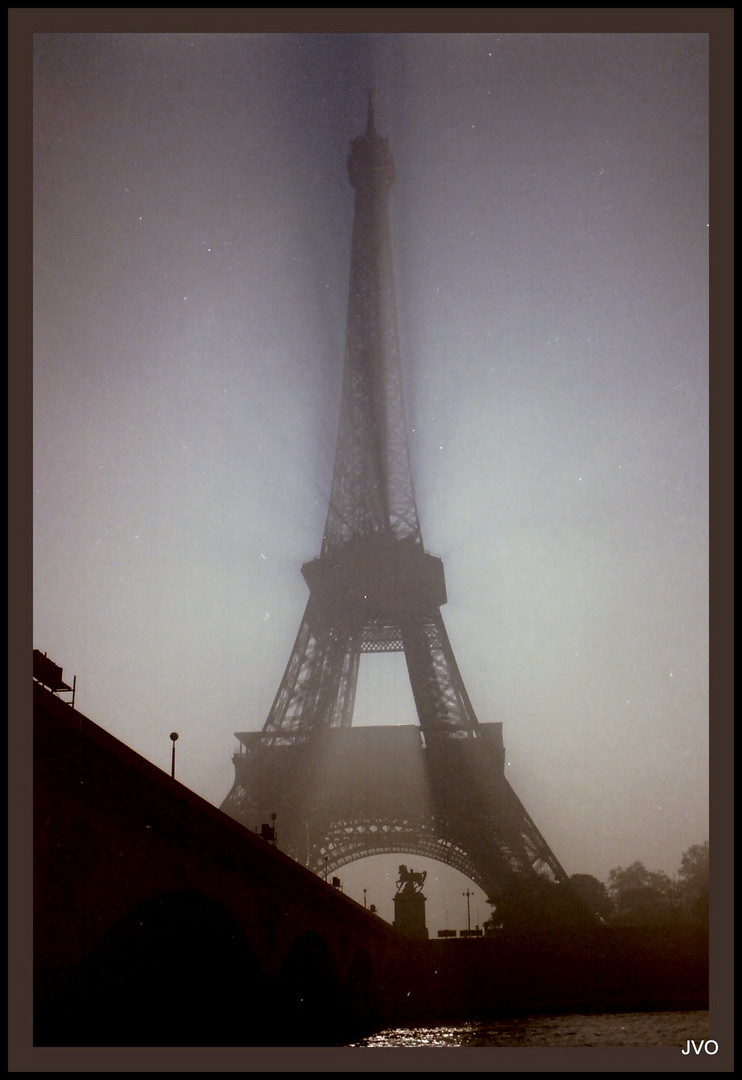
33,30,709,931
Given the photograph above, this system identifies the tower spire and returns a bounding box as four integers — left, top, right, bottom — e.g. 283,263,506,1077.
333,99,408,553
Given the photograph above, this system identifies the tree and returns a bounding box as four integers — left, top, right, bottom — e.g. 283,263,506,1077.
569,873,612,923
483,875,598,933
606,861,681,926
676,841,709,923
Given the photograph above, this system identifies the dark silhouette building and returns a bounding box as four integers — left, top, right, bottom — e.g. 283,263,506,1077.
222,96,570,923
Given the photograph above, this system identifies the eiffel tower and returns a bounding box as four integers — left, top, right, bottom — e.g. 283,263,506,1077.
222,95,570,920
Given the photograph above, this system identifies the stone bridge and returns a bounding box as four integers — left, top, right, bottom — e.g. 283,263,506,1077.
33,680,431,1047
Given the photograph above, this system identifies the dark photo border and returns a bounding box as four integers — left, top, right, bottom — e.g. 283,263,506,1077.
10,7,733,1073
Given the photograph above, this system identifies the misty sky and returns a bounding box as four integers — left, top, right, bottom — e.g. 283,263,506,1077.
33,30,709,929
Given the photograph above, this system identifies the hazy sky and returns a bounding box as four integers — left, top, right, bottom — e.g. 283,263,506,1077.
33,30,710,930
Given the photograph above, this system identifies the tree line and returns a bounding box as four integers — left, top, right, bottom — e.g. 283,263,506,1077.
569,840,709,927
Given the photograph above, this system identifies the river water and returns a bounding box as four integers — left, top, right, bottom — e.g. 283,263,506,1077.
348,1009,710,1047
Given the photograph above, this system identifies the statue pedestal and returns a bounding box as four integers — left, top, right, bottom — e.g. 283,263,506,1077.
393,887,429,939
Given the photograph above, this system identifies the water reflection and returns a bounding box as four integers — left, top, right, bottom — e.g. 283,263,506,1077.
349,1010,710,1048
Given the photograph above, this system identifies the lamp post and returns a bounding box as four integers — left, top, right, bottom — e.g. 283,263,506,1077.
363,888,367,909
270,811,277,847
169,732,179,779
463,889,472,933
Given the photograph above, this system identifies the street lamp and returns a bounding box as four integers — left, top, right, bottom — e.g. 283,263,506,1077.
169,732,179,779
463,889,472,934
363,888,367,909
270,811,277,847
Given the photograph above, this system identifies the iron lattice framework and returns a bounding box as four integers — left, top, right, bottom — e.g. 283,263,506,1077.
222,96,568,904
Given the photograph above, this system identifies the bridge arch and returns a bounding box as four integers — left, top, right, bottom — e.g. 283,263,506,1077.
273,930,348,1045
343,944,387,1038
38,888,269,1046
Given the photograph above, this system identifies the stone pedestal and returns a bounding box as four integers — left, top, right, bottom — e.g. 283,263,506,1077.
393,887,429,940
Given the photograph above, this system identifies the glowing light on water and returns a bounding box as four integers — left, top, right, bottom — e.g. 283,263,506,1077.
349,1011,710,1048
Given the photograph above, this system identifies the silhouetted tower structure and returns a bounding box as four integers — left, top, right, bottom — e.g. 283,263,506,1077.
222,95,569,919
